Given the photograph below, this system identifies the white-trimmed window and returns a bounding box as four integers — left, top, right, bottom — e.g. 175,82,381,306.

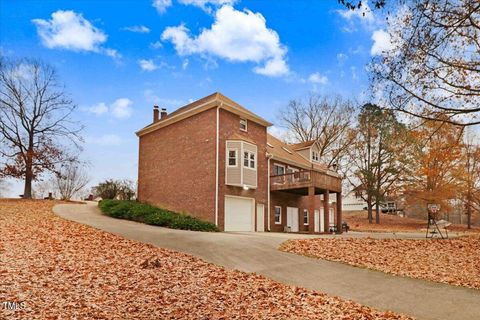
228,149,237,167
244,151,256,169
274,206,282,224
312,150,319,162
303,209,309,225
240,118,248,131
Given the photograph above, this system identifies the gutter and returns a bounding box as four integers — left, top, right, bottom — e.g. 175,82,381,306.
266,152,273,231
215,105,220,227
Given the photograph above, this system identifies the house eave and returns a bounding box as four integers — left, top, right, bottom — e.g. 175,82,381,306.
136,93,272,137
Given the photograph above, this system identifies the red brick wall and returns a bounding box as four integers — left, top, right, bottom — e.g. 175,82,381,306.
137,108,217,223
270,191,304,232
218,109,268,231
137,104,335,232
269,160,307,232
270,193,337,233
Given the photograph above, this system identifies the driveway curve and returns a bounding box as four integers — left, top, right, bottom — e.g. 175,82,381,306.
53,202,480,320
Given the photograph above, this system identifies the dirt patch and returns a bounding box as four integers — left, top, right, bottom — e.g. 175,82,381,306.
344,211,480,233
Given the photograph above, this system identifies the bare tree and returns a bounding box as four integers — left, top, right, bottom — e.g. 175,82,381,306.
0,58,83,198
279,95,356,169
371,0,480,126
461,131,480,228
54,163,90,200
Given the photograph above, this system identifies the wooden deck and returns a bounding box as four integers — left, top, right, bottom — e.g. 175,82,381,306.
270,170,342,193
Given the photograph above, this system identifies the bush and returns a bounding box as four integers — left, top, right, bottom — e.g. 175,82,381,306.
98,200,218,232
98,199,122,212
93,179,136,200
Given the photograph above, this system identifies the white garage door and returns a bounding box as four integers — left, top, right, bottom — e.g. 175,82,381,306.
224,196,254,232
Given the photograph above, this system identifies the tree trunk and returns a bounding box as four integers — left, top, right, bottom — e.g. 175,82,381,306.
375,202,380,224
23,168,33,199
23,144,34,199
367,197,373,224
467,192,472,229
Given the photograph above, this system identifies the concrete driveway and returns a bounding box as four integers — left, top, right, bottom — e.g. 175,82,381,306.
53,202,480,320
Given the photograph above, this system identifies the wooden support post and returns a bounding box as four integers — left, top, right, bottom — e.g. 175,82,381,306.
308,186,315,234
324,190,330,232
336,192,342,233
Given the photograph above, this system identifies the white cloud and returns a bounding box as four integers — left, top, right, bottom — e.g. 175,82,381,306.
161,6,289,77
350,66,358,80
179,0,236,12
83,99,133,118
371,29,393,56
337,1,377,33
87,102,108,115
152,0,172,14
123,25,150,33
153,0,236,14
10,63,35,81
254,57,289,77
143,89,186,110
337,53,348,65
103,48,121,60
150,41,163,49
32,10,104,51
308,72,328,85
111,98,133,118
337,1,375,24
182,59,189,70
88,134,122,146
138,59,159,71
268,126,294,143
32,10,119,59
144,89,185,107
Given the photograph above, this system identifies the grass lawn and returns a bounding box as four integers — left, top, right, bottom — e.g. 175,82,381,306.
344,211,480,233
1,199,412,319
280,236,480,290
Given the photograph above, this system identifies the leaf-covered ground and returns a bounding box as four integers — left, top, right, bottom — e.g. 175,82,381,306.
1,200,412,320
344,211,480,233
280,236,480,290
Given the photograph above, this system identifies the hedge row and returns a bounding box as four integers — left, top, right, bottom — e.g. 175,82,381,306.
98,200,219,232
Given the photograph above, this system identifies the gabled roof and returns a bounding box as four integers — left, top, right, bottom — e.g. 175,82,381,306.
289,140,317,151
136,92,272,137
267,134,329,172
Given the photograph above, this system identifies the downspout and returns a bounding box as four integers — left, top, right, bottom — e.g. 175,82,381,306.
267,152,273,231
215,105,220,226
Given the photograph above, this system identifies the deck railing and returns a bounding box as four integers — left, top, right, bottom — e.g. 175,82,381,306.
270,170,341,192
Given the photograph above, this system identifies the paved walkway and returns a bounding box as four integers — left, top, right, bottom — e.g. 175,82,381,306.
53,202,480,320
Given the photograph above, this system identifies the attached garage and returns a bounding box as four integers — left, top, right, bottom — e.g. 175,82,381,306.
224,196,255,231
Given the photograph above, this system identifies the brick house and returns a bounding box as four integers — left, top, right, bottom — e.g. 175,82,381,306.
136,92,343,233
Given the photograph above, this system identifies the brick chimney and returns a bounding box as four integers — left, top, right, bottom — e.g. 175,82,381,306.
153,105,159,123
160,108,168,120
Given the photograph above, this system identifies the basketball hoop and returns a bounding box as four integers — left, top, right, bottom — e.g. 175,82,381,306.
427,203,440,214
426,203,447,239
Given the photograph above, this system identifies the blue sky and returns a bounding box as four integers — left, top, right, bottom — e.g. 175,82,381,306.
1,0,387,197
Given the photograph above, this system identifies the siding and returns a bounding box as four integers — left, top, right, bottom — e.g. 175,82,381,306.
296,148,310,162
218,109,268,231
243,142,257,187
226,140,242,185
